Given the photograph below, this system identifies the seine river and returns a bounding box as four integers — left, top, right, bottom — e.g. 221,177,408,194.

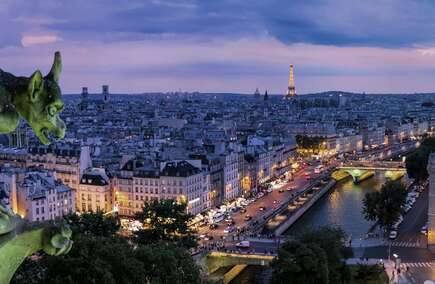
231,174,395,283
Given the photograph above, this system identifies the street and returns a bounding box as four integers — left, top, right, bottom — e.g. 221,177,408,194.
197,161,329,243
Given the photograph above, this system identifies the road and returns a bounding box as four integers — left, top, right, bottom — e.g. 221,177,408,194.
197,161,330,243
360,183,434,283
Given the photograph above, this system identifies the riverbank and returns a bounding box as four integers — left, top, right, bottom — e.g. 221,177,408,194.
273,179,336,236
286,174,390,240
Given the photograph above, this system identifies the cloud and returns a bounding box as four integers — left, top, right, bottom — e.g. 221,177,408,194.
21,35,60,47
3,0,435,93
4,0,435,48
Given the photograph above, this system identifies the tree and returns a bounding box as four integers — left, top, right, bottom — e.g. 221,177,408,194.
12,210,203,284
135,243,202,284
298,227,353,283
352,264,389,284
13,235,204,284
296,135,326,154
406,137,435,181
63,211,120,238
270,240,329,284
362,180,407,230
134,199,197,248
271,226,352,284
42,235,146,284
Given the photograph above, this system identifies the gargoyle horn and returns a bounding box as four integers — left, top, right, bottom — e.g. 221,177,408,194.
45,51,62,83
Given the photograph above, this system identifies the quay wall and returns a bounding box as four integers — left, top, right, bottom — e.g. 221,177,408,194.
274,180,336,236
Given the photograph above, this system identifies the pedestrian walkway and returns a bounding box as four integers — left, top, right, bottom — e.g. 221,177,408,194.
390,240,420,248
400,262,435,268
351,238,421,248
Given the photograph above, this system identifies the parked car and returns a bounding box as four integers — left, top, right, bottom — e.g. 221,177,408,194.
403,204,412,213
259,206,266,211
421,224,428,235
244,215,252,221
209,224,218,230
204,235,214,241
236,241,250,248
223,226,235,234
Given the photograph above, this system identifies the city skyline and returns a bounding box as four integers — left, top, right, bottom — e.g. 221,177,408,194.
4,1,435,94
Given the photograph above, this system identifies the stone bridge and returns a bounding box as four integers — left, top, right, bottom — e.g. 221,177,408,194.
332,161,406,183
200,251,275,274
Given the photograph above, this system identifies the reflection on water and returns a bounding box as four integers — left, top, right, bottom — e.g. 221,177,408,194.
231,174,402,283
229,265,272,284
287,174,388,239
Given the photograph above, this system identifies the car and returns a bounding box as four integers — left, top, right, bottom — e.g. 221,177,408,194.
244,215,252,221
273,200,278,204
278,189,285,193
389,230,398,240
204,235,214,241
209,224,218,230
421,224,428,235
259,206,266,211
267,188,273,193
240,208,247,213
235,241,250,248
223,226,235,234
403,204,412,213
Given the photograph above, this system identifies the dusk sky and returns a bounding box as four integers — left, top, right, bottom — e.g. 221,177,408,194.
3,0,435,94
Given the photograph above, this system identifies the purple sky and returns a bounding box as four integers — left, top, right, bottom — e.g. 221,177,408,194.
3,0,435,94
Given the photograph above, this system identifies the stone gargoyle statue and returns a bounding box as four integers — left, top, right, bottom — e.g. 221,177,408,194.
0,203,73,284
0,51,66,145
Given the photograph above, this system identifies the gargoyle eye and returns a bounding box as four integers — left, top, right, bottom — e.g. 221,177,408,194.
48,105,57,116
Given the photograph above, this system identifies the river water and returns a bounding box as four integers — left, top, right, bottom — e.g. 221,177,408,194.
231,173,397,283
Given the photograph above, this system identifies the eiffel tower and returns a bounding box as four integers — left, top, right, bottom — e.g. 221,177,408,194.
285,64,296,99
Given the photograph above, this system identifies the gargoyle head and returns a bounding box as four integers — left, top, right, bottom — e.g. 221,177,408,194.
15,52,66,145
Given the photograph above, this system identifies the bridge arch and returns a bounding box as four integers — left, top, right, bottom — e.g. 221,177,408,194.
199,251,274,274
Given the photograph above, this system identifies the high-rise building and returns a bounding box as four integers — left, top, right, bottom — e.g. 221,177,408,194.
79,87,89,111
102,85,109,102
254,88,260,99
81,87,88,99
264,90,269,101
285,64,296,99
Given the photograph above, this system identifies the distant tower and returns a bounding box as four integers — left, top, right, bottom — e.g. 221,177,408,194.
81,87,88,100
254,88,260,99
285,64,296,99
102,85,109,102
8,122,27,148
79,87,89,111
264,90,269,101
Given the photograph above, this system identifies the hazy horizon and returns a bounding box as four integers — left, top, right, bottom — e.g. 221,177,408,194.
4,1,435,94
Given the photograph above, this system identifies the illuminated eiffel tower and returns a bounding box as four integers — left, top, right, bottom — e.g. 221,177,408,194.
285,64,296,99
